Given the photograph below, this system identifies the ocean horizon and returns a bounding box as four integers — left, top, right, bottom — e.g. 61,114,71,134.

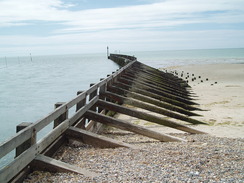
1,48,244,167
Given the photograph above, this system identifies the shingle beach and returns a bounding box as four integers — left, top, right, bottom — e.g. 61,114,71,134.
24,63,244,183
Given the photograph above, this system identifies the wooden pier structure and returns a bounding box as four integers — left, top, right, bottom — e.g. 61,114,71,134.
0,54,206,182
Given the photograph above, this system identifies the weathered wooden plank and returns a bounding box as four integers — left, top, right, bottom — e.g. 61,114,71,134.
98,82,106,112
129,63,188,89
0,97,99,183
127,71,187,94
85,110,186,142
133,62,186,85
0,142,37,183
86,119,104,133
15,122,36,158
76,91,86,112
102,91,206,125
117,77,197,105
9,166,31,183
74,91,87,129
0,92,85,159
88,83,98,130
42,135,68,157
123,68,189,93
121,73,192,99
107,85,201,116
111,82,201,111
86,83,105,132
89,83,98,111
31,154,100,178
131,68,185,88
73,117,86,129
96,100,206,134
85,109,106,133
0,61,136,159
54,102,68,128
66,126,137,148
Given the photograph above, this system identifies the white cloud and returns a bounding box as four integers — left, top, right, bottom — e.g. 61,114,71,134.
58,0,244,33
0,0,72,26
1,28,243,56
1,0,243,29
0,0,244,56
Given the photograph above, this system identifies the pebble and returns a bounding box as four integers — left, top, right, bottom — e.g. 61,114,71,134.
23,134,244,183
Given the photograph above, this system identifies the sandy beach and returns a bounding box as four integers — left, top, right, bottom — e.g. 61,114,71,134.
163,63,244,138
23,63,244,183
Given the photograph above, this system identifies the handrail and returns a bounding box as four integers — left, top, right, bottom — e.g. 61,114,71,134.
0,60,136,159
0,53,205,182
0,55,136,182
0,96,99,182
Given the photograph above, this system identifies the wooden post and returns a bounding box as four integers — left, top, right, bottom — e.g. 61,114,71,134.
87,83,98,131
107,74,112,86
76,91,86,111
14,123,36,183
15,122,36,157
99,79,106,95
75,91,86,129
89,83,97,111
99,79,106,112
54,102,68,128
106,74,115,104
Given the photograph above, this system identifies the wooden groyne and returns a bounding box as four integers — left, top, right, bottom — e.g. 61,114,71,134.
108,54,137,67
0,54,206,182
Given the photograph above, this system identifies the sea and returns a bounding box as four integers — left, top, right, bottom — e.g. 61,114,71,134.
0,48,244,167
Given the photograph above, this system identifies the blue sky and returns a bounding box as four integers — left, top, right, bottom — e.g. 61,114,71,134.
0,0,244,56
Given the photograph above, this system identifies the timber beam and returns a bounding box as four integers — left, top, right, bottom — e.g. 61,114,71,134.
121,72,191,98
123,67,187,89
117,77,198,105
31,154,100,178
108,84,202,114
111,81,200,111
84,110,186,142
125,68,189,93
119,74,196,102
130,62,189,88
65,126,137,149
101,91,206,125
96,100,206,134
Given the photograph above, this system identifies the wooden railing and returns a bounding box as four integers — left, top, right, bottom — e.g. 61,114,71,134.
0,54,206,182
0,58,136,182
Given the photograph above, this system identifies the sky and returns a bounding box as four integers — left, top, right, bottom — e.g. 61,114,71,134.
0,0,244,57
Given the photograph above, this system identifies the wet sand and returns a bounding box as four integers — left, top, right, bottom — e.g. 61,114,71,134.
163,63,244,138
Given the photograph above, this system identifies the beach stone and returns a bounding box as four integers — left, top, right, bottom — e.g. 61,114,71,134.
23,134,244,183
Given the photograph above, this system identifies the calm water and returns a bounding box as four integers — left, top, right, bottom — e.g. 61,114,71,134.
0,48,244,167
131,48,244,68
0,53,119,141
